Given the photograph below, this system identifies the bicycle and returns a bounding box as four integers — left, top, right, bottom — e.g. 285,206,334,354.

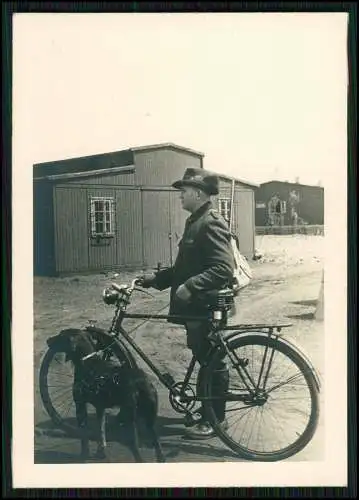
39,275,321,462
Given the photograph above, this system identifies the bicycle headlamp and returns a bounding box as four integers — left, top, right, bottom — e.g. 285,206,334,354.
102,287,119,305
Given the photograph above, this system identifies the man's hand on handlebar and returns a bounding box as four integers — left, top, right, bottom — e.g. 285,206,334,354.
137,274,158,289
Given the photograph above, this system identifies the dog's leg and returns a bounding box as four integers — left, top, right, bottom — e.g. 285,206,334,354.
94,407,107,460
141,379,165,463
125,397,143,463
131,419,143,462
147,425,166,463
144,396,166,463
76,401,90,460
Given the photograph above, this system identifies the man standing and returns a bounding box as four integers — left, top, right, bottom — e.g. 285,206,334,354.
141,167,235,440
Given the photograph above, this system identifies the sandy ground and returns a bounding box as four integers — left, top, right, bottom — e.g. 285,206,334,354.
33,234,325,464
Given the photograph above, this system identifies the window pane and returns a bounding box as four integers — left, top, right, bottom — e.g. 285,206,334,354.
218,199,231,221
90,197,115,236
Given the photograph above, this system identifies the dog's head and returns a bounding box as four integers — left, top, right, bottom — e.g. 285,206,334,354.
47,329,97,363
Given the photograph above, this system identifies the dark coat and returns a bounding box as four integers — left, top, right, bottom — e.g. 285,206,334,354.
153,201,235,323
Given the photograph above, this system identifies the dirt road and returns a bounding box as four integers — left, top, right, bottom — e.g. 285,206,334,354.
34,235,325,464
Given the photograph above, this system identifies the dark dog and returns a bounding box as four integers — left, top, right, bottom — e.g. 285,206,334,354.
49,329,165,463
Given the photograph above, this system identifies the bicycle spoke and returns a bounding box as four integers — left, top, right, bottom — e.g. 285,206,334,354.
256,341,270,390
47,386,73,400
53,354,70,365
267,404,292,447
49,395,74,412
46,383,73,388
245,406,261,448
238,407,255,443
63,399,75,419
266,371,308,395
229,406,253,423
48,386,73,398
225,404,257,413
268,399,311,419
47,371,73,378
255,407,264,451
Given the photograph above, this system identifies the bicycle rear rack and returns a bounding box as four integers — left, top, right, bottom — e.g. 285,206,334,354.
221,323,293,332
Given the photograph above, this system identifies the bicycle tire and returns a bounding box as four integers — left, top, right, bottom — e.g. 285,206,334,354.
202,334,320,461
39,329,137,438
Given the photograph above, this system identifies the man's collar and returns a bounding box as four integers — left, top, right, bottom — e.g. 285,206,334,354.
187,201,212,224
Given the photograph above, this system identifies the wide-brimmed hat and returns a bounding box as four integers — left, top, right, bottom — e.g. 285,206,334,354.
172,167,219,195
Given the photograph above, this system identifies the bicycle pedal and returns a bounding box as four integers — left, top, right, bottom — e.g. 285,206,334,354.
184,412,202,428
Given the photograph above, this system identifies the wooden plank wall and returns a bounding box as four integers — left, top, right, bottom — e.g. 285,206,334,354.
53,186,89,273
53,184,255,273
53,185,187,273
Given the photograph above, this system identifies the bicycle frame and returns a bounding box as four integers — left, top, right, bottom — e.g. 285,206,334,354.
113,311,212,393
98,303,294,408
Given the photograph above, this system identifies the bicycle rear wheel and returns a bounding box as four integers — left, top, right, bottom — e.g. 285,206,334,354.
202,334,320,461
39,330,135,437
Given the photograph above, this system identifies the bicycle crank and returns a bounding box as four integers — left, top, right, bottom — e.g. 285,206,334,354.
168,382,196,414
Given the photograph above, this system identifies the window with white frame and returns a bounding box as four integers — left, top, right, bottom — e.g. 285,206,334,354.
89,197,115,237
218,198,231,223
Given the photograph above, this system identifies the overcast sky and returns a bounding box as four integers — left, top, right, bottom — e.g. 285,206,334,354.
13,12,348,186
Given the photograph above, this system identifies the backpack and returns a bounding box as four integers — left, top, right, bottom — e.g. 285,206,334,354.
224,180,253,295
230,233,253,294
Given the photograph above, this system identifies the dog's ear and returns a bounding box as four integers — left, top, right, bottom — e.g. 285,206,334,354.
46,335,59,348
46,331,72,349
45,330,87,364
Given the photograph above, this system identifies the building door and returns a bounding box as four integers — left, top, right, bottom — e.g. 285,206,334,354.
233,190,255,258
169,190,186,266
115,189,143,268
142,190,172,269
142,189,187,269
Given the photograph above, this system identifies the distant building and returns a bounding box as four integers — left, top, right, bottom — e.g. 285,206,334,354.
255,180,324,227
33,143,257,276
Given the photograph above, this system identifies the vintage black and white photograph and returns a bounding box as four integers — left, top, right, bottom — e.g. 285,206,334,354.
12,11,348,488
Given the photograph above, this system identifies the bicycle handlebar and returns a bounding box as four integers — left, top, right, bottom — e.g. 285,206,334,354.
110,277,143,294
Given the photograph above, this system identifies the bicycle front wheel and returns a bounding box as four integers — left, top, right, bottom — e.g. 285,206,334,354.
202,334,320,461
